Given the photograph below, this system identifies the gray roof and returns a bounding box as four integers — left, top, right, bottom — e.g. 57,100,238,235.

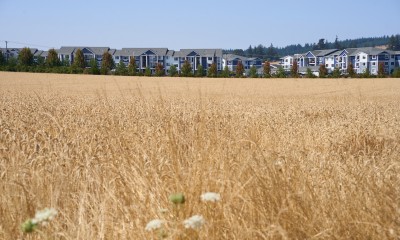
223,54,248,61
57,47,76,55
115,48,169,57
58,46,110,55
349,47,394,56
177,49,223,57
166,50,175,57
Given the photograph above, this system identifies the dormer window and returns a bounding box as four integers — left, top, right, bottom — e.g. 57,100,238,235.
372,55,377,60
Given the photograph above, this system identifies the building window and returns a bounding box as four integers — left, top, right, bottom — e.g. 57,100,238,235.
391,62,394,65
325,64,329,67
208,57,213,61
356,63,359,67
362,63,366,66
115,56,120,60
385,62,388,66
362,56,366,59
391,55,394,59
372,62,376,66
372,55,377,60
372,69,376,73
385,55,389,60
174,57,178,61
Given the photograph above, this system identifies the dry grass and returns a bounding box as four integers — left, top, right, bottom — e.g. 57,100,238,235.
0,72,399,239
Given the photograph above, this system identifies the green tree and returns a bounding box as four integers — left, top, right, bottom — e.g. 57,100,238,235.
46,49,60,67
319,64,328,78
207,63,217,78
115,60,127,76
290,60,298,78
377,62,385,78
347,62,356,78
332,68,341,78
128,57,137,76
235,61,245,77
144,67,152,76
314,38,327,50
73,48,85,69
155,63,165,77
89,58,100,75
18,47,34,66
392,68,400,78
249,65,258,78
221,65,230,78
334,36,341,49
0,50,6,66
195,64,205,77
181,60,192,77
101,51,114,75
305,68,315,78
276,66,286,78
263,61,271,78
169,65,178,77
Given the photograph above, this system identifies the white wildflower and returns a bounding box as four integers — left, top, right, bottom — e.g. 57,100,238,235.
201,192,221,202
31,208,57,225
183,215,205,230
145,219,164,231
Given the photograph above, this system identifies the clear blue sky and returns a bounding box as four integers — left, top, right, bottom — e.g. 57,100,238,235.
1,0,399,50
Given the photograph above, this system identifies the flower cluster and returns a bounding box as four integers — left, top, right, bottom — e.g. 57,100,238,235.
183,215,205,230
21,207,57,233
201,192,221,202
145,219,164,231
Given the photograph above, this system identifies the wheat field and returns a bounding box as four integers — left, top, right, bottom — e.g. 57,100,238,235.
0,72,399,239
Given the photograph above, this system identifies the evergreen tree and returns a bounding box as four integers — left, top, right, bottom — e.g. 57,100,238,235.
347,62,356,78
101,51,114,75
181,60,192,77
62,55,71,67
246,45,253,57
319,64,328,78
276,66,286,78
221,65,230,78
305,68,315,78
249,65,258,78
235,61,245,77
378,62,385,78
155,63,165,77
392,68,400,78
314,39,327,50
263,61,271,78
0,50,5,66
46,49,60,67
128,57,137,76
18,47,34,66
89,58,100,75
115,60,127,75
266,44,278,60
196,64,205,77
332,68,341,78
207,63,217,78
334,36,341,49
73,48,85,69
169,65,178,77
144,67,152,76
291,60,298,78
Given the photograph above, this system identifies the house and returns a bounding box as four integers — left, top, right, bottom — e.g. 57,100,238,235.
113,48,169,73
57,47,75,65
349,47,395,75
176,49,223,73
223,54,248,72
245,57,263,70
280,55,293,71
0,48,38,60
57,47,110,66
33,50,48,63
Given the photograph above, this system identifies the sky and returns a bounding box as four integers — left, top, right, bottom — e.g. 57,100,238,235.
0,0,399,51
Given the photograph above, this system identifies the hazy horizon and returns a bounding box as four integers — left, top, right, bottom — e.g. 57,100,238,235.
1,0,399,50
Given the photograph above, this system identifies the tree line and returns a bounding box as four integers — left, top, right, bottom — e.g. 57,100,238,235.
1,47,399,78
224,34,400,61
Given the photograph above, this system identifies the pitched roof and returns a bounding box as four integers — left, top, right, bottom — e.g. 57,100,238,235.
116,48,169,56
223,54,247,61
349,47,394,56
178,49,222,57
58,46,110,55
